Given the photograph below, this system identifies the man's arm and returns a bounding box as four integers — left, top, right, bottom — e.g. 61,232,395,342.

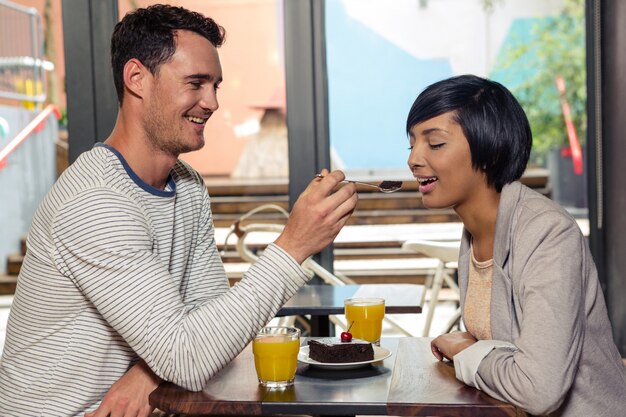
88,170,357,416
179,169,356,304
58,170,355,399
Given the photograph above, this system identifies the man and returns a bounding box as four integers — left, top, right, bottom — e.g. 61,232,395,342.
0,5,357,416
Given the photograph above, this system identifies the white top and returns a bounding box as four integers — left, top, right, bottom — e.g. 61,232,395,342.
0,144,309,416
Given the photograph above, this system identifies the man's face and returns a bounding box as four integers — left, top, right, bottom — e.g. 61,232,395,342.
142,30,223,157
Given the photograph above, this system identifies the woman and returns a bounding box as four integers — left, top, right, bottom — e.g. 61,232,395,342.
407,74,626,416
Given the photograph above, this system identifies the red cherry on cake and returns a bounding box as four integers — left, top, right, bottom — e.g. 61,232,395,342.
341,321,355,342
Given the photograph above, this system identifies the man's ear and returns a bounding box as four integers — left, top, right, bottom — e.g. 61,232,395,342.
123,58,149,99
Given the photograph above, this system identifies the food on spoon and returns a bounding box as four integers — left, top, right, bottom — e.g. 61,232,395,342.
378,180,402,191
308,338,374,363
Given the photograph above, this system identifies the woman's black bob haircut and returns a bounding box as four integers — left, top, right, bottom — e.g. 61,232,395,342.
406,74,532,192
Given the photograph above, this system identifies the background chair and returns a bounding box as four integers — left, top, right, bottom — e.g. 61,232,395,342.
401,239,461,337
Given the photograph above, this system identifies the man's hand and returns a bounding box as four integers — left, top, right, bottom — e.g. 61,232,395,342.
85,360,162,417
275,169,358,264
431,331,477,361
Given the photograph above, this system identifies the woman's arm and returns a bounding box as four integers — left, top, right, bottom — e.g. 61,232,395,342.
462,209,586,415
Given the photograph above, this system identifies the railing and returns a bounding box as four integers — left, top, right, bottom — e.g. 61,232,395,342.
0,104,61,170
0,0,48,107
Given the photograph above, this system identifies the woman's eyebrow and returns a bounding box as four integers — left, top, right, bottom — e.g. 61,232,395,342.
421,127,449,136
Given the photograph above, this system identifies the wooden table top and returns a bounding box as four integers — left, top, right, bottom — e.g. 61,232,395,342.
150,337,516,416
387,338,517,417
277,283,424,317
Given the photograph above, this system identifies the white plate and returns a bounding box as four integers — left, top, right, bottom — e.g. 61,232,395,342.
298,345,392,370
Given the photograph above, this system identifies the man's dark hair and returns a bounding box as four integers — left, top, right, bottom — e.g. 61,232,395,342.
406,74,532,192
111,4,226,104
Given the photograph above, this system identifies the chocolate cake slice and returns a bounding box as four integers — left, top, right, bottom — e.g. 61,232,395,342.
308,338,374,363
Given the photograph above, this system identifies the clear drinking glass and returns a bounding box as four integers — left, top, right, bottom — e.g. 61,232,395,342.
344,297,385,345
252,326,300,388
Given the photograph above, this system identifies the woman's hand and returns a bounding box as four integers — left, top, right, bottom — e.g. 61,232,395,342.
431,331,478,361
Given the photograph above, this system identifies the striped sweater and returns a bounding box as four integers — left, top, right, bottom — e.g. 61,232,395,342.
0,144,309,416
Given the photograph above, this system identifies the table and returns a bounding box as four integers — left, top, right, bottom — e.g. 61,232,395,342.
150,337,516,416
277,284,423,317
277,284,424,336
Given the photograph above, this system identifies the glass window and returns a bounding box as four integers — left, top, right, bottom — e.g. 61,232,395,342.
325,0,588,215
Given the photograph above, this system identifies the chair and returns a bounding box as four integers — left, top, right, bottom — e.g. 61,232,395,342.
223,204,414,336
401,239,461,337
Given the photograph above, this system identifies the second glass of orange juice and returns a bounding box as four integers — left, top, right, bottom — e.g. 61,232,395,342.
252,326,300,388
344,297,385,344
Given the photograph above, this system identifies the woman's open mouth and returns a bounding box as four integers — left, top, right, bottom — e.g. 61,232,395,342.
417,176,438,193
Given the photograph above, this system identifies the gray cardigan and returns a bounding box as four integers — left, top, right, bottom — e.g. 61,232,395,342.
454,181,626,416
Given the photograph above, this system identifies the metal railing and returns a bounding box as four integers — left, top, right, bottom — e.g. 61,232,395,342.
0,103,60,170
0,0,51,108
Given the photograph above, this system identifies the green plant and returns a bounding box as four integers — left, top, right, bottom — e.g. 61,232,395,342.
490,0,586,164
59,108,68,130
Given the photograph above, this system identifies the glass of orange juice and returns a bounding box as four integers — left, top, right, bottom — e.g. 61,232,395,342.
344,297,385,345
252,326,300,388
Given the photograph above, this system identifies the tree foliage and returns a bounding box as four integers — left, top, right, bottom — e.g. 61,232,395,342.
491,0,585,163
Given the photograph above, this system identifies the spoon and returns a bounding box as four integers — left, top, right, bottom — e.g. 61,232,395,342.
315,174,402,193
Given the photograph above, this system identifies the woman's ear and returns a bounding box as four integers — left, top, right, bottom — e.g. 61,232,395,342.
123,58,148,99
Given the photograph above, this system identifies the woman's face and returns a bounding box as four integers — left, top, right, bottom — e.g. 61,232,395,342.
407,111,489,211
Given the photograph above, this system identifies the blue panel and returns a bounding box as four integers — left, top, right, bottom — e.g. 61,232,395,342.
326,0,452,170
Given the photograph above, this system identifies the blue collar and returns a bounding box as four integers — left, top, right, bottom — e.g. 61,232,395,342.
95,143,176,197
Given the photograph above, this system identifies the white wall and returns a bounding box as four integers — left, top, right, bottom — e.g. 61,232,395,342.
342,0,564,76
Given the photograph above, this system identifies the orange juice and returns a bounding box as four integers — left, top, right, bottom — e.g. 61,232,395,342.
344,298,385,343
253,328,300,387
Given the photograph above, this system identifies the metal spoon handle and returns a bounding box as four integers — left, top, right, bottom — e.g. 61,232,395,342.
317,174,374,187
343,180,380,189
315,174,402,193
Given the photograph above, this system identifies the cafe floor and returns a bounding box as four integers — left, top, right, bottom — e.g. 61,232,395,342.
0,295,459,356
